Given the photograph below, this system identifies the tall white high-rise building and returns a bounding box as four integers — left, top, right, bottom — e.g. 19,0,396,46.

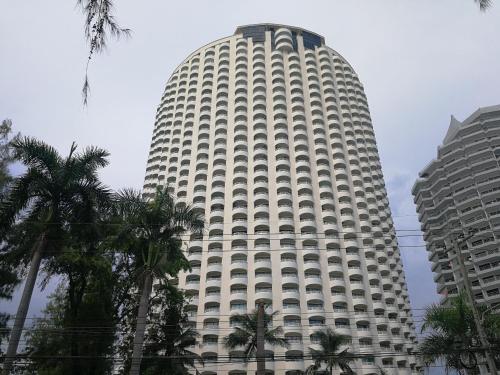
412,105,500,308
144,24,419,374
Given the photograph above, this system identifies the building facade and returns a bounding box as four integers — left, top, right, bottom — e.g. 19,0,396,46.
413,105,500,308
144,24,419,374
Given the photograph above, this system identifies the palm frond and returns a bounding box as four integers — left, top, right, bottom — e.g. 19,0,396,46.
10,136,62,174
307,328,355,374
0,167,44,234
76,145,110,172
223,326,252,349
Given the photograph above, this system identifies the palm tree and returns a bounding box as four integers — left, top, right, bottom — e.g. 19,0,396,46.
420,292,500,374
140,283,202,374
305,328,355,375
112,187,204,375
0,137,110,373
223,309,289,364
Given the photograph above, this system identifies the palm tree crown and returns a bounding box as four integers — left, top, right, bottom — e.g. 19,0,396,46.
420,292,500,374
224,309,289,361
1,137,110,373
306,328,355,375
112,187,204,375
1,137,110,240
113,187,204,279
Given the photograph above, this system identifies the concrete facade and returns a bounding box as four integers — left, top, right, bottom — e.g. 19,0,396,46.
144,24,419,374
413,105,500,309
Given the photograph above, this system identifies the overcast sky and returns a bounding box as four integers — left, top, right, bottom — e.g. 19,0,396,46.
2,0,500,348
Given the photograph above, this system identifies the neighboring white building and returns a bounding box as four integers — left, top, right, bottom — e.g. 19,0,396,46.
144,24,419,374
413,105,500,308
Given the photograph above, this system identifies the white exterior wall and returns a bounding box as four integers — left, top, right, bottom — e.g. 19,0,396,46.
144,24,419,375
413,106,500,309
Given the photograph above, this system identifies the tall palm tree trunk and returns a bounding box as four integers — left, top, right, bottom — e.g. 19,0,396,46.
3,233,46,374
256,302,266,375
129,273,153,375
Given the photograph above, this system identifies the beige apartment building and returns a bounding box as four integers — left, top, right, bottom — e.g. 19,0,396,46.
413,105,500,309
144,24,419,374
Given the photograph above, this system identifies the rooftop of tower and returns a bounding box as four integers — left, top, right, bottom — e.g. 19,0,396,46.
235,23,325,49
442,104,500,145
412,104,500,188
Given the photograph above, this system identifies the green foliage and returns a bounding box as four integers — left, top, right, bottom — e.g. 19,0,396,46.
223,309,289,361
0,119,18,199
110,187,204,285
139,284,201,375
0,137,111,242
0,119,19,354
0,137,111,371
109,187,204,373
1,138,206,373
23,281,115,375
305,328,355,375
419,292,500,374
0,136,112,282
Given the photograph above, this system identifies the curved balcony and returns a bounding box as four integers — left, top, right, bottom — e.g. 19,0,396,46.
229,290,247,301
205,278,221,289
255,289,273,301
204,293,221,304
282,289,301,300
328,263,344,273
304,274,323,286
230,260,248,270
282,304,301,315
206,262,222,273
255,273,273,284
281,273,299,285
254,258,272,269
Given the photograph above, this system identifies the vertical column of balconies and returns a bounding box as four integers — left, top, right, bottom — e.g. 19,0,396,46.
144,72,181,196
298,45,334,363
316,50,351,357
225,40,251,374
144,84,172,195
312,45,353,365
175,60,200,206
277,51,300,351
180,55,202,329
165,67,189,198
182,56,203,326
201,43,231,369
285,42,313,368
191,46,216,368
330,54,377,370
270,44,300,373
275,29,305,373
224,38,252,371
182,54,205,329
228,39,250,359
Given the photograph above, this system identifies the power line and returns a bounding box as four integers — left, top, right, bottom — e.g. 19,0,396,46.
20,244,428,256
1,318,426,333
6,346,500,362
